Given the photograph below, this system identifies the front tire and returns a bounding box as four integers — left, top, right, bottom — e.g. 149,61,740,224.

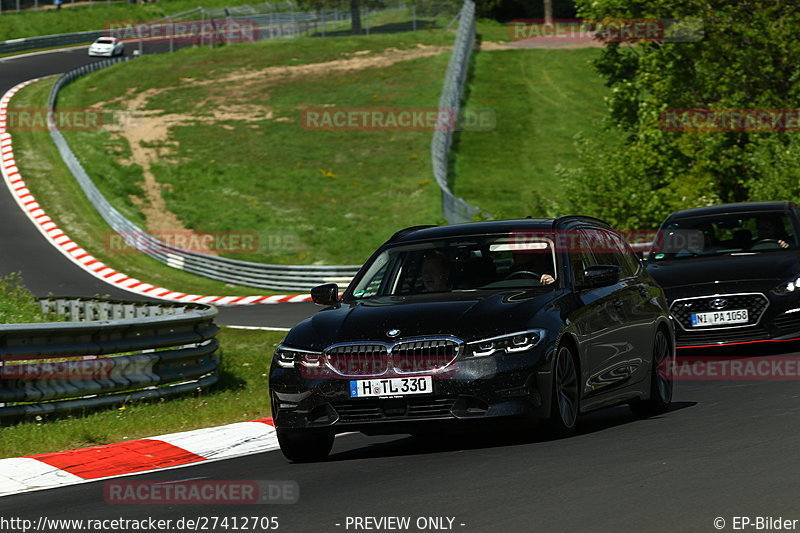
630,328,673,416
276,428,334,463
546,344,579,437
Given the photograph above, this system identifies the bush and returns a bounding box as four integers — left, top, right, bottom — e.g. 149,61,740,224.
0,273,49,324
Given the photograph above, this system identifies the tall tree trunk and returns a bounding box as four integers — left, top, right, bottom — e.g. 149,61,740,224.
350,0,362,34
544,0,553,24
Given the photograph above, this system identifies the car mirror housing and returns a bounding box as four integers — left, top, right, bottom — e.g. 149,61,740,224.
311,283,340,306
580,265,621,289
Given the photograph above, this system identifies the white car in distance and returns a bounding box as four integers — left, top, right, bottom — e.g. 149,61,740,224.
88,37,124,57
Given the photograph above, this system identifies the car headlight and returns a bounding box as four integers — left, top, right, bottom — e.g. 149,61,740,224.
772,276,800,296
274,344,323,368
465,329,545,358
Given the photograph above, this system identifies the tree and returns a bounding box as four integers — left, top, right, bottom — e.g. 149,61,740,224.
547,0,800,229
297,0,381,34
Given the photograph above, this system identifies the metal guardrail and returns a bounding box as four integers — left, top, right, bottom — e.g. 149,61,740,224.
432,0,483,224
48,58,361,291
0,30,103,55
0,297,219,420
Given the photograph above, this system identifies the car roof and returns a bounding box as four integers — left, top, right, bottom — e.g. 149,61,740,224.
665,201,797,221
388,216,611,244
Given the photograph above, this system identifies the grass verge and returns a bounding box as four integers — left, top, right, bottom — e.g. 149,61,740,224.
0,327,283,458
56,31,453,265
452,47,610,219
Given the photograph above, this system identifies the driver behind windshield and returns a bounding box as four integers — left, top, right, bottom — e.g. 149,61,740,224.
420,251,451,292
754,216,791,249
509,248,556,285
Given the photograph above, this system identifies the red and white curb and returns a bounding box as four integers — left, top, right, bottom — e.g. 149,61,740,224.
0,78,312,306
0,417,278,497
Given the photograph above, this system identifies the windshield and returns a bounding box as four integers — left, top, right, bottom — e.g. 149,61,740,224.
95,38,115,44
649,212,798,261
349,234,558,299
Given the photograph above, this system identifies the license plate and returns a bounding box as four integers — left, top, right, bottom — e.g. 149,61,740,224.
691,309,749,327
349,376,433,398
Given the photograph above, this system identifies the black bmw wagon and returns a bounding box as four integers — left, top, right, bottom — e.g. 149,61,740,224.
270,217,675,462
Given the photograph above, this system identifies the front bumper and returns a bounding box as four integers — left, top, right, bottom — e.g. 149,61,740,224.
269,342,556,435
670,291,800,349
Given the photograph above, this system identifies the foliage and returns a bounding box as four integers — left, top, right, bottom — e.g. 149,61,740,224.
551,0,800,229
0,273,49,324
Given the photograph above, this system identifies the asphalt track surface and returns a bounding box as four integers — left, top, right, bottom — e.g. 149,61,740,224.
5,359,800,533
4,43,800,533
0,44,319,328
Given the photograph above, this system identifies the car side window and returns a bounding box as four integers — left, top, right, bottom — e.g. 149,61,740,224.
569,230,600,286
582,229,638,279
606,231,640,278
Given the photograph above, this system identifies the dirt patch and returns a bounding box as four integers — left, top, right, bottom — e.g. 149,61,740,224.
103,89,274,246
191,44,450,102
98,45,449,239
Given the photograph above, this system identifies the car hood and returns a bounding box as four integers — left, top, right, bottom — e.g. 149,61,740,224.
283,289,563,350
647,252,800,297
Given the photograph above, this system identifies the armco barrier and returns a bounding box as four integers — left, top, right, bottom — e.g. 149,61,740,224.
0,30,103,56
0,297,219,420
431,0,483,224
48,58,360,292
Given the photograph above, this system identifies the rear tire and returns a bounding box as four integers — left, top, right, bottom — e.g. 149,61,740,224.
630,328,673,416
546,344,579,437
276,428,334,463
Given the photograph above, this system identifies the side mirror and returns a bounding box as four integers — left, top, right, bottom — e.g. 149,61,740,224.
311,283,340,306
580,265,621,289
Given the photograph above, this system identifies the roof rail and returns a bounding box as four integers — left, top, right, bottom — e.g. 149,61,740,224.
554,214,612,228
388,225,439,241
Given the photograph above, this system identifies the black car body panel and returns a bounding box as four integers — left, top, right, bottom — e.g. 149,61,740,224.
270,217,674,442
646,202,800,349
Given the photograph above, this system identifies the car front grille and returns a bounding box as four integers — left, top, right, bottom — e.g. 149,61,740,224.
391,339,460,374
325,344,389,376
671,293,769,331
324,338,461,377
334,397,456,423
